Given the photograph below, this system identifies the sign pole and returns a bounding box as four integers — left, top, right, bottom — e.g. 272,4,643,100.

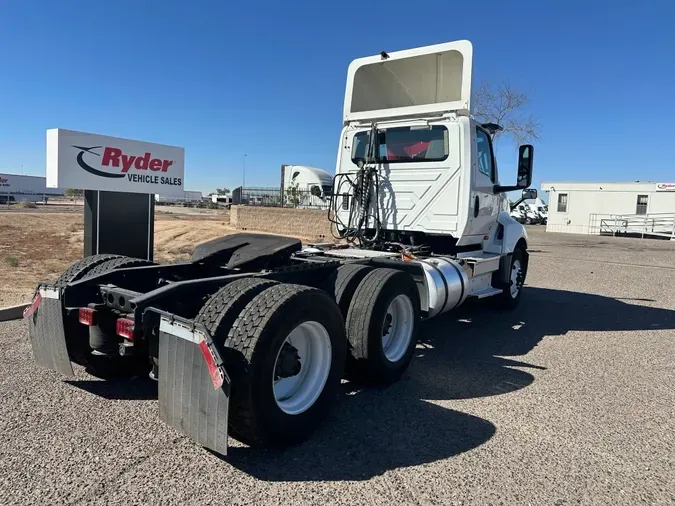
84,190,155,261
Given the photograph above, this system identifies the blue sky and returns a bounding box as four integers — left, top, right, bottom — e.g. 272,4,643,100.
1,0,674,197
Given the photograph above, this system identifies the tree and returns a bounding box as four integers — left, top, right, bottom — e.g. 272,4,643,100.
472,82,541,146
216,188,230,195
64,188,84,197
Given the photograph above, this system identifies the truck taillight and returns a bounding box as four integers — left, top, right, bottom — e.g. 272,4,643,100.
116,317,136,340
78,307,97,326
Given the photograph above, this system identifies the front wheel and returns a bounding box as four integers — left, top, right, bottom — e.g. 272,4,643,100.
491,247,527,310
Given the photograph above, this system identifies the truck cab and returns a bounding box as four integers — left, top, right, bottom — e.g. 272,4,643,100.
281,164,333,208
333,40,533,254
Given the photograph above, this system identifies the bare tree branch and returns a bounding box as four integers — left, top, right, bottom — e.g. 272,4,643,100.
472,81,541,145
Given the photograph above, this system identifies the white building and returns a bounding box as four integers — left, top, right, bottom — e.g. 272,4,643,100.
541,181,675,236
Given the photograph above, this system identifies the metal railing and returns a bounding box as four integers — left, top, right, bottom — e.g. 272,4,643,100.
232,187,332,210
589,213,675,239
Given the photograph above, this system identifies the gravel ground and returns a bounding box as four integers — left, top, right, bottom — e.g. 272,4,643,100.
1,228,674,505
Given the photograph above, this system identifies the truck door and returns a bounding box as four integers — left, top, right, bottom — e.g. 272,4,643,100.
468,126,499,238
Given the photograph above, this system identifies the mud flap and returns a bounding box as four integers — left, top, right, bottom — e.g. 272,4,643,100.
26,288,74,376
158,317,230,455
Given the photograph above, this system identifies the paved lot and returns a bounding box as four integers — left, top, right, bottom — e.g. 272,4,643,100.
1,228,674,505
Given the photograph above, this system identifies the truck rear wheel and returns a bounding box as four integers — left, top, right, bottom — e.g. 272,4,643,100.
217,283,346,447
195,277,279,343
323,263,371,316
55,254,124,287
81,256,155,279
345,268,420,385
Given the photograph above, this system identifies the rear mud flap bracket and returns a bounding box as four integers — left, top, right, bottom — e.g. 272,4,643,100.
158,317,230,455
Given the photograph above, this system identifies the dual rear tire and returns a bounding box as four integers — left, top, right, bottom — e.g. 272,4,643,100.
195,266,421,448
195,278,347,448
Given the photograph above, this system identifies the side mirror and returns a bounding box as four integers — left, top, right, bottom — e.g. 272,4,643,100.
494,144,535,194
521,188,537,200
517,145,534,188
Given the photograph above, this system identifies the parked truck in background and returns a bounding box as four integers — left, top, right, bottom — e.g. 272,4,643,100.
155,190,203,205
534,197,548,224
13,40,536,456
280,164,333,208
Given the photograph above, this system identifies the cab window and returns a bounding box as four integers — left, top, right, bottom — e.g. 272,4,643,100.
352,126,448,164
476,128,495,182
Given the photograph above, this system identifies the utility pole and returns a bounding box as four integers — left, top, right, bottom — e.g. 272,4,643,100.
243,154,247,189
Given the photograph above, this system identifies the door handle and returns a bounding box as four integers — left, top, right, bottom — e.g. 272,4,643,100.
474,196,479,218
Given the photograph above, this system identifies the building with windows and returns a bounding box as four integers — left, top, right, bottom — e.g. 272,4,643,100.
541,181,675,236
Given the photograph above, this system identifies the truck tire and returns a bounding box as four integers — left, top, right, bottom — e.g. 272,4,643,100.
195,277,279,344
344,268,421,385
55,254,124,287
491,246,527,310
81,256,155,279
218,283,346,447
323,263,371,317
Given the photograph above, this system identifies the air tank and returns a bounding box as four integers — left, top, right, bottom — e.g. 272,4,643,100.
414,256,469,318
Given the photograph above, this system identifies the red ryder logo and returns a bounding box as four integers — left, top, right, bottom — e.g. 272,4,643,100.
102,147,173,173
656,183,675,191
72,145,175,179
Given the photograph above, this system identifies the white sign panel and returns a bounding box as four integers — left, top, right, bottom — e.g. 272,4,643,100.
656,183,675,192
46,129,185,196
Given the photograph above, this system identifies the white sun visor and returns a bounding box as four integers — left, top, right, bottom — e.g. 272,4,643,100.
343,40,473,124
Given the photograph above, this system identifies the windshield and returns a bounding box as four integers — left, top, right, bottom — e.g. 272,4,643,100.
352,125,448,164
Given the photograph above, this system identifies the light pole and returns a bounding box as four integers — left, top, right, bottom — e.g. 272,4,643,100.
242,154,247,189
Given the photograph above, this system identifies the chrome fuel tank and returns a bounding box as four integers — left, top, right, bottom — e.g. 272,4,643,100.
414,256,469,318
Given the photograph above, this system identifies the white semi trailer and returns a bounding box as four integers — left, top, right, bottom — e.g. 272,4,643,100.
14,40,536,455
0,173,64,203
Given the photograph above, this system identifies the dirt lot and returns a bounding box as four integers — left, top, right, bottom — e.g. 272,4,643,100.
1,220,674,505
0,210,234,307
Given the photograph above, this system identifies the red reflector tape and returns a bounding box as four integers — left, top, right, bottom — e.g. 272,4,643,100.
116,317,136,339
78,307,97,326
23,293,42,319
199,338,224,390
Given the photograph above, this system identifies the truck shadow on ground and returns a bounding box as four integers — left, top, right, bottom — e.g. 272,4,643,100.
225,286,675,481
65,376,158,400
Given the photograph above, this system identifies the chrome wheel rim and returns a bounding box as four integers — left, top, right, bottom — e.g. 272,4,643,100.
381,294,414,362
510,259,523,298
273,321,332,415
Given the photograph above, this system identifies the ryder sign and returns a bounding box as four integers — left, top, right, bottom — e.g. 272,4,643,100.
46,129,185,196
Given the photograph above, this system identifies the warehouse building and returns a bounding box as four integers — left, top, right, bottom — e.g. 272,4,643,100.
541,181,675,238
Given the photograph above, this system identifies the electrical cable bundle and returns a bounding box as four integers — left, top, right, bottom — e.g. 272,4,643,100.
328,125,381,246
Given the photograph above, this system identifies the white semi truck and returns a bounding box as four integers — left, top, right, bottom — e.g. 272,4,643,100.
13,40,536,455
280,164,333,208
